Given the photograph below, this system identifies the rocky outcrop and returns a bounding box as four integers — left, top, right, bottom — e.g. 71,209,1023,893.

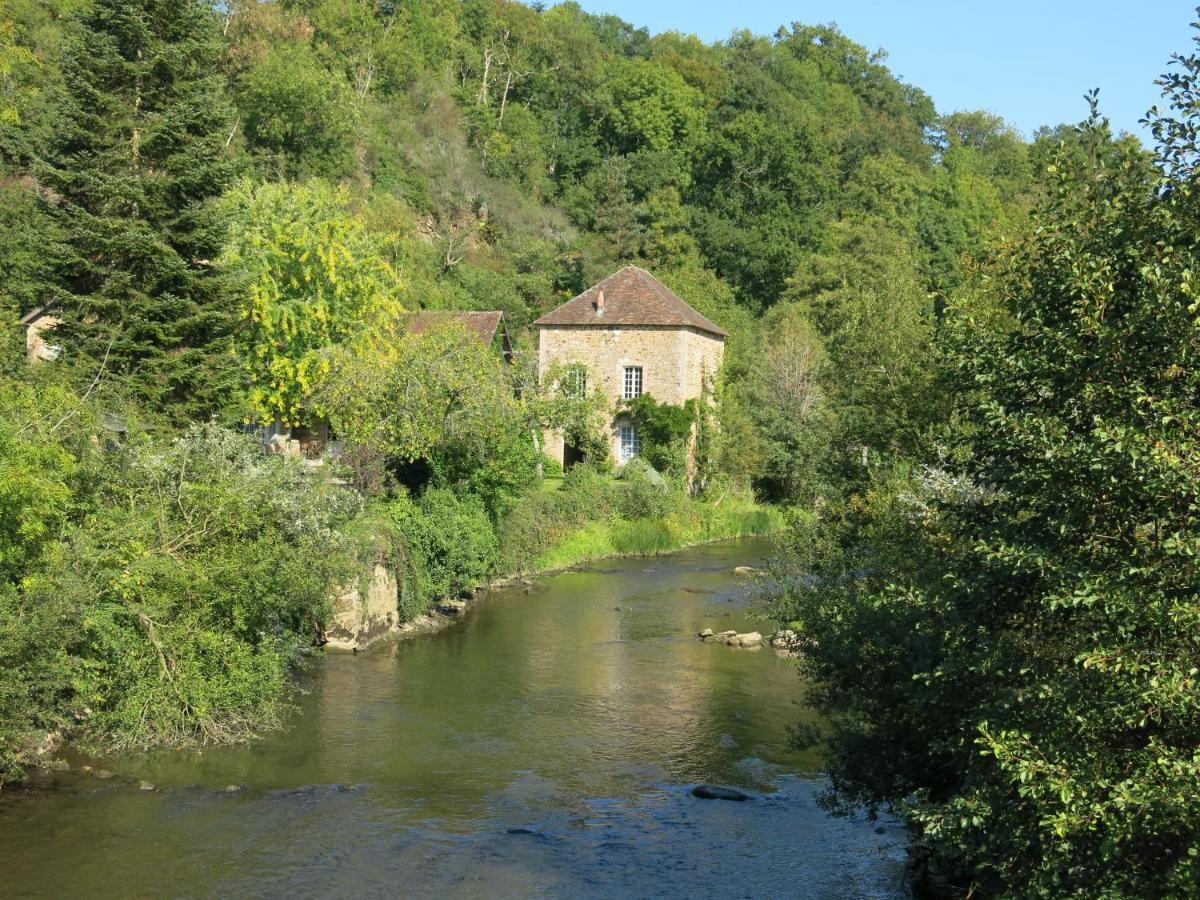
324,564,399,651
769,629,813,657
325,565,510,652
726,631,762,648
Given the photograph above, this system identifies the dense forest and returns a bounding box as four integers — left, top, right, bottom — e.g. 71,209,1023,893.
3,0,1197,895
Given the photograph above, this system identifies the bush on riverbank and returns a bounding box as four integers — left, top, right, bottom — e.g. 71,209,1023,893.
0,404,363,781
0,380,777,785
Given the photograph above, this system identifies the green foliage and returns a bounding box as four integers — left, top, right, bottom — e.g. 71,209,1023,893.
624,393,694,475
237,43,357,178
40,0,239,421
776,63,1200,896
385,487,497,606
0,389,364,780
738,304,832,502
220,179,404,425
319,319,538,514
0,380,83,584
64,423,361,750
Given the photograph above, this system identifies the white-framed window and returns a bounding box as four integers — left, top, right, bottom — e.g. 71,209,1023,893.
619,425,641,463
623,366,643,400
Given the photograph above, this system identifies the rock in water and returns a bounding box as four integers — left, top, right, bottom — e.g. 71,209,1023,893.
697,628,714,639
732,566,755,575
691,784,750,801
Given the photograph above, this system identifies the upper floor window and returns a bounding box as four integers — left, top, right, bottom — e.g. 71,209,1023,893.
623,366,643,400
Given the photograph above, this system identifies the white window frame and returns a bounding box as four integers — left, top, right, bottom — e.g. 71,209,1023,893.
622,366,643,400
619,425,641,463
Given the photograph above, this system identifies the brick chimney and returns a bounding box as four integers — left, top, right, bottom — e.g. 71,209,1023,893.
595,289,605,315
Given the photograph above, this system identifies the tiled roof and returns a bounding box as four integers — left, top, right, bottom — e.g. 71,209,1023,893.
406,310,505,345
532,266,727,337
19,305,50,325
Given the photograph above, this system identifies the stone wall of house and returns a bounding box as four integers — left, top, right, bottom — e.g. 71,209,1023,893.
537,325,724,466
25,315,63,364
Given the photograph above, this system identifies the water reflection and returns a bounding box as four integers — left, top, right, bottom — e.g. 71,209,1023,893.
0,539,907,898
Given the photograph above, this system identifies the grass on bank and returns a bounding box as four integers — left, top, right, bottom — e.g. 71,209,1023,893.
531,499,782,572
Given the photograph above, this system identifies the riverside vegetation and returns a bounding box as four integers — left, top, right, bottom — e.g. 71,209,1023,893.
2,0,1191,896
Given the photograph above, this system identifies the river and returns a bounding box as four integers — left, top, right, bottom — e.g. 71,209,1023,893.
0,538,907,899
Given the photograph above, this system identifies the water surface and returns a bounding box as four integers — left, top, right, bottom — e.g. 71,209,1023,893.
0,538,907,898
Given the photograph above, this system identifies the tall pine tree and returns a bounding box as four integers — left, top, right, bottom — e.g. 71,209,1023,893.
42,0,238,420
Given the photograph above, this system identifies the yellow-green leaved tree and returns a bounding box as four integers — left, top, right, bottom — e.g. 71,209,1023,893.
221,180,404,425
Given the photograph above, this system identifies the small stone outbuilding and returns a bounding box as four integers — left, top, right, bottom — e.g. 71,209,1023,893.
19,307,63,364
404,310,514,364
533,266,725,468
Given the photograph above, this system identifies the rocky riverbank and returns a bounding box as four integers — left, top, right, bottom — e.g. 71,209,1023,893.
697,627,809,657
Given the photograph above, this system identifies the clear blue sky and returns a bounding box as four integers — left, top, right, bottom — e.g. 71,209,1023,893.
571,0,1197,141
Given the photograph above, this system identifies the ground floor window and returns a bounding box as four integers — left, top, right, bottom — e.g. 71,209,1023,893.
619,425,641,463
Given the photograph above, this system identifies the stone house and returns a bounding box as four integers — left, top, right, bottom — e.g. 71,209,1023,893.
533,266,726,468
19,307,63,364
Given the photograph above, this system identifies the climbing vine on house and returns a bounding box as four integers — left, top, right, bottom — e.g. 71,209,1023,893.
624,393,715,488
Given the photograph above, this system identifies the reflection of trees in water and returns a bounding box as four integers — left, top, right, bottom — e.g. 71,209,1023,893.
290,540,809,808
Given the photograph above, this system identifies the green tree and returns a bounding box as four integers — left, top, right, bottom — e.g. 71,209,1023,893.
236,43,357,178
220,179,404,426
779,77,1200,895
41,0,239,420
317,319,538,515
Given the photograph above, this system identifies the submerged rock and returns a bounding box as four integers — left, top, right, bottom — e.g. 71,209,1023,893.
691,784,750,801
725,631,763,648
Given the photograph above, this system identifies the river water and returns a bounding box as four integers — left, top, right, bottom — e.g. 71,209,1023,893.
0,538,907,899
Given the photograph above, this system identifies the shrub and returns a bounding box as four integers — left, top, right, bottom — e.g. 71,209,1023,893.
614,459,680,520
385,488,497,606
56,424,363,751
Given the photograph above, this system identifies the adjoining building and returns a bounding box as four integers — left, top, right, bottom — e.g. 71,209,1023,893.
533,266,726,469
258,309,512,460
19,307,63,364
404,310,514,365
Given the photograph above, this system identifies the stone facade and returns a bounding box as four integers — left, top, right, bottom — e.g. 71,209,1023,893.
534,268,726,468
21,309,63,364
